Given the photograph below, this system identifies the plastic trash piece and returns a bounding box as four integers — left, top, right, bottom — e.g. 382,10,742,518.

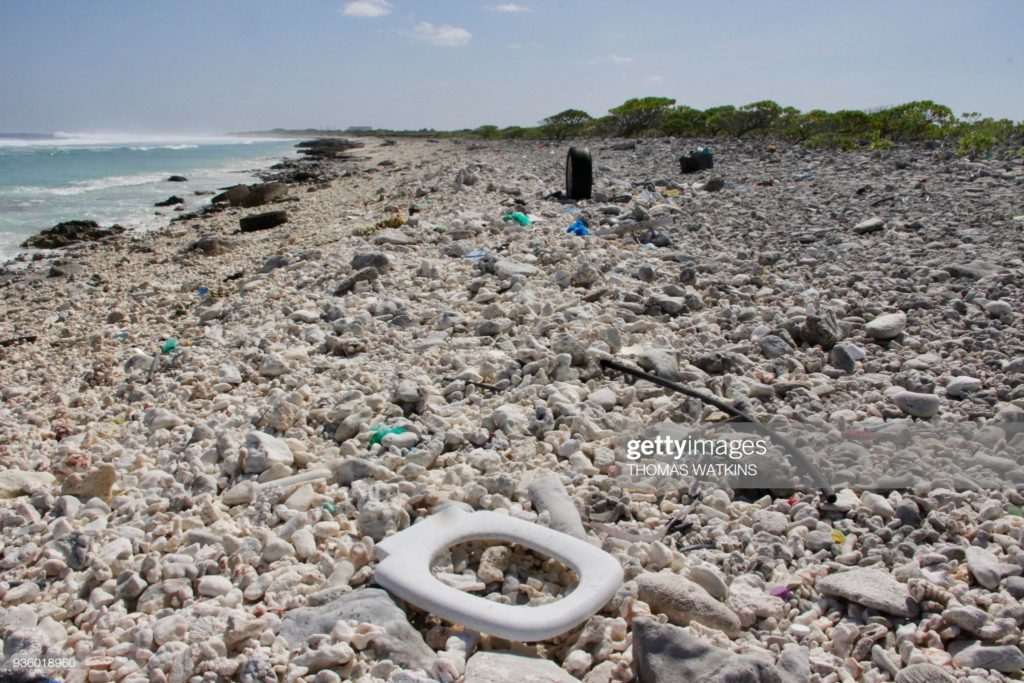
161,338,178,354
830,529,846,543
566,219,589,237
322,501,336,514
374,505,623,641
112,332,128,341
563,205,580,214
793,172,813,181
197,287,210,298
768,585,791,599
1008,504,1023,517
502,212,531,226
663,188,681,197
639,242,656,250
679,147,713,173
369,425,407,446
464,249,486,262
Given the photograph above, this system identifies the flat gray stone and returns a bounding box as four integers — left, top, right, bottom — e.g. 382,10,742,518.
816,568,918,618
464,651,581,682
947,260,997,280
951,641,1024,673
632,617,798,683
965,546,1003,590
759,335,792,359
893,391,940,419
373,228,415,246
946,376,982,398
853,216,885,234
279,588,434,670
490,258,539,277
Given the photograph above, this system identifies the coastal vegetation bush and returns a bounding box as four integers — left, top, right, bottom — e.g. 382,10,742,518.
360,98,1022,157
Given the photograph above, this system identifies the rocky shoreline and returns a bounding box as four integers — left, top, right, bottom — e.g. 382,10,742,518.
0,137,1022,682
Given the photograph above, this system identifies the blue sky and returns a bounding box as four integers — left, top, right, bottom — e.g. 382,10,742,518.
1,0,1021,134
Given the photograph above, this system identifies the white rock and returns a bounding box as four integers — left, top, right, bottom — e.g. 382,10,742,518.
223,480,259,505
589,388,617,410
262,537,294,563
259,354,288,377
143,408,183,433
152,614,187,646
198,575,233,598
865,312,907,340
244,431,295,474
292,528,317,559
861,492,894,519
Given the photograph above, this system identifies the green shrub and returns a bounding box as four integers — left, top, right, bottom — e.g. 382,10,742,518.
957,130,996,158
540,109,593,139
608,97,676,136
659,106,707,137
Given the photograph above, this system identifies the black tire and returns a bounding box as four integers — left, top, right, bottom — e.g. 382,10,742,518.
566,147,593,200
239,210,288,233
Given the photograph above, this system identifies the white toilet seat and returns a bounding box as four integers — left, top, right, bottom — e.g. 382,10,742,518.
374,505,623,642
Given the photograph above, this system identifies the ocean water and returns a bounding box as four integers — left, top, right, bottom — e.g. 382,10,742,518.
0,134,301,258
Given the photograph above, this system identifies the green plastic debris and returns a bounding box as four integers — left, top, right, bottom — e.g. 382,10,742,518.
369,425,408,446
502,212,531,226
161,338,178,354
322,501,336,514
1008,504,1023,517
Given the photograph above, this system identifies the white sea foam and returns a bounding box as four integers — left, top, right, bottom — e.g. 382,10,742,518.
0,133,285,149
4,173,169,196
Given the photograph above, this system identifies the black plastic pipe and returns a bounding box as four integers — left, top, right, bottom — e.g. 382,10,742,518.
599,357,836,503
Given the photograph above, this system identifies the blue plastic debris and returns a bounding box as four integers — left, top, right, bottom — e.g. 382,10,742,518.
464,249,486,262
197,287,210,298
566,219,590,237
793,172,813,181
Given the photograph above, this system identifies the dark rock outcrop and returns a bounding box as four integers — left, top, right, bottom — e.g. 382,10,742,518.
21,220,125,249
239,210,288,233
295,137,365,159
188,236,232,256
211,182,289,208
155,195,184,207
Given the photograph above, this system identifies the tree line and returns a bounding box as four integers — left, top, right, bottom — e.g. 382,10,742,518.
374,98,1023,159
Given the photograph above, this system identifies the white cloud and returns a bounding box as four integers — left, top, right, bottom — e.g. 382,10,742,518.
340,0,392,18
411,21,472,46
489,3,530,11
588,54,634,65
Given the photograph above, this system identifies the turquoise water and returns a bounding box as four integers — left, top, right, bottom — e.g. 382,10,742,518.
0,134,300,257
